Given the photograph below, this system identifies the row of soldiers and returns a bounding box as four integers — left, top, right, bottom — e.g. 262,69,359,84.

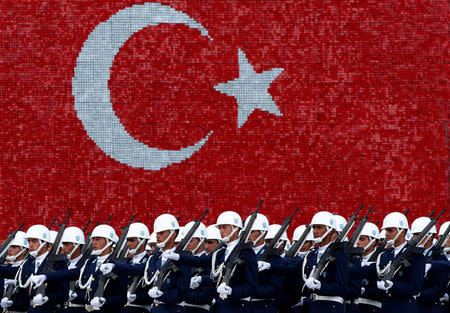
0,206,449,313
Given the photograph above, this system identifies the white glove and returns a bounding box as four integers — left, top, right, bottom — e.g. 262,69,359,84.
30,274,47,287
100,263,115,275
68,290,77,301
190,276,202,289
257,261,271,272
4,279,16,287
127,291,137,303
361,287,365,295
32,294,49,306
377,280,393,291
90,297,106,308
162,250,180,261
148,287,163,298
217,283,232,296
425,263,432,273
304,277,321,290
0,297,12,309
440,293,449,302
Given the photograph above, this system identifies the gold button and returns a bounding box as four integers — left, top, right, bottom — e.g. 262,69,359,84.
155,304,159,307
89,288,92,291
92,277,95,281
388,294,391,298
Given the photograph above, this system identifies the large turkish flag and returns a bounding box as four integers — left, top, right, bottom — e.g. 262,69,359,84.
1,0,448,238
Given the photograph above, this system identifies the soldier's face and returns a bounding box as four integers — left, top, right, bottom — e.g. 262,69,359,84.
300,241,313,252
186,238,200,252
92,237,107,250
28,238,40,252
127,237,139,250
156,230,173,243
218,225,233,238
357,235,371,248
312,225,327,238
61,242,75,255
205,239,219,254
384,227,398,241
7,245,22,257
247,230,262,243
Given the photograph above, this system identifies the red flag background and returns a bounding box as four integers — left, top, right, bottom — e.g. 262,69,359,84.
1,0,449,238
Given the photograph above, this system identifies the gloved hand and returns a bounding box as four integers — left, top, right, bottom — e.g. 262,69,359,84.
217,283,232,296
361,287,365,295
148,287,163,298
68,290,78,301
90,297,106,308
162,250,180,261
377,280,393,291
304,277,321,290
4,279,15,287
440,293,449,302
100,263,115,275
425,263,432,273
190,276,202,289
0,297,13,309
127,291,137,303
32,294,49,306
257,261,271,272
30,274,47,287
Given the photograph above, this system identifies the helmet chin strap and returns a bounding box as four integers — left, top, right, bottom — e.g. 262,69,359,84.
128,238,146,255
252,231,267,246
192,238,205,255
363,238,376,253
67,243,81,259
6,248,27,262
30,240,46,257
314,226,332,243
92,240,113,256
157,230,175,249
387,228,404,246
222,226,239,243
417,233,432,248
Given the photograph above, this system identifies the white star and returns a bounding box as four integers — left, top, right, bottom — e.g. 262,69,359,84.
214,49,284,128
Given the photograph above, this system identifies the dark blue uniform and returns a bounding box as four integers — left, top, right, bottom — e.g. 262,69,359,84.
358,259,385,313
77,255,127,313
345,254,363,313
183,266,216,313
0,263,30,312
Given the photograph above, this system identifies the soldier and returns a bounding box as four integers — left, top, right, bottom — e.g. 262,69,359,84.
246,214,282,313
204,225,221,255
364,212,425,313
146,232,157,255
437,221,450,311
77,224,127,312
163,210,258,313
0,230,30,313
30,226,87,313
355,222,384,313
411,217,448,313
265,224,288,254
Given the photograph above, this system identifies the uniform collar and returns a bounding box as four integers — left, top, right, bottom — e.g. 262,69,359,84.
393,241,407,257
96,253,110,263
132,251,147,263
253,244,265,255
35,251,48,264
69,254,82,269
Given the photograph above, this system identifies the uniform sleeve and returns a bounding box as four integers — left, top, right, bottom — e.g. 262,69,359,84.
158,264,191,304
389,253,425,296
319,249,349,297
229,249,258,300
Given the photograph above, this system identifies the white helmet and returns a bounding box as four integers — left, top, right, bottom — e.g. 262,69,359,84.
243,213,269,233
175,226,185,243
265,224,288,241
6,231,28,262
380,229,386,239
284,239,291,253
154,214,179,233
411,217,437,234
61,227,85,245
439,221,450,236
292,225,314,242
215,211,242,228
91,224,117,242
182,222,207,239
206,225,222,241
49,231,58,245
359,222,380,240
26,225,51,243
149,232,157,244
382,212,409,230
126,223,151,239
333,215,347,233
311,211,335,228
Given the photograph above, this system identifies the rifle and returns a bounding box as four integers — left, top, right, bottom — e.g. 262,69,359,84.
285,224,312,258
105,215,112,225
219,200,263,298
48,218,57,230
93,215,135,298
0,222,25,265
259,207,299,261
128,246,160,297
368,209,410,262
309,204,363,280
32,211,71,303
426,211,450,262
154,210,209,289
82,220,91,232
345,206,373,257
378,209,446,283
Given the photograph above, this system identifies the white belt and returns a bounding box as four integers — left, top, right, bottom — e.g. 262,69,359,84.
66,302,85,308
127,303,152,311
154,300,186,306
85,305,101,311
184,303,211,311
354,297,382,308
240,297,251,301
310,294,344,304
251,298,274,302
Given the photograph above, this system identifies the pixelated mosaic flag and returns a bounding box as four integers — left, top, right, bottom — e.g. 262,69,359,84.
1,0,448,235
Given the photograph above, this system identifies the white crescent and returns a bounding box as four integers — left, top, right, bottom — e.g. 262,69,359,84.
73,3,213,170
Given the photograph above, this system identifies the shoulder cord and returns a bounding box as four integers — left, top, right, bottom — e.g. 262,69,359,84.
210,249,224,280
77,259,93,290
16,261,32,288
375,252,391,279
143,255,157,286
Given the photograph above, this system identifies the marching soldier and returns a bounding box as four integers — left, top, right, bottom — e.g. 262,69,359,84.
411,217,448,313
204,225,221,255
0,230,30,313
